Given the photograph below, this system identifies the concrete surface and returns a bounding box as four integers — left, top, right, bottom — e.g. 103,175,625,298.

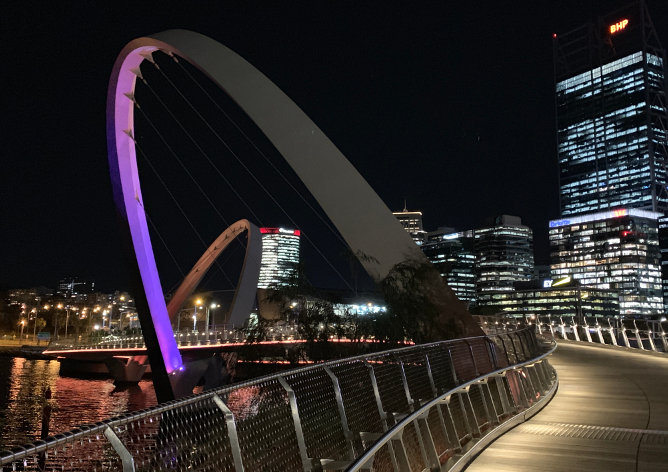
466,341,668,472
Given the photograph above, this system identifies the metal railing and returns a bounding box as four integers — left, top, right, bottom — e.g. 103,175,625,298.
536,315,668,352
44,323,309,351
1,328,553,472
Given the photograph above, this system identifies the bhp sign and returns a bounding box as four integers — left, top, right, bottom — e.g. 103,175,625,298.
610,19,629,34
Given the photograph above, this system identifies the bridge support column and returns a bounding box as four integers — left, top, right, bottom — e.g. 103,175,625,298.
104,356,149,384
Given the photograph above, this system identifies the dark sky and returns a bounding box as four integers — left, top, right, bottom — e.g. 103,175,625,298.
2,0,667,293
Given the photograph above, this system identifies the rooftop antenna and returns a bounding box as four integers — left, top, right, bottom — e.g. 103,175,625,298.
403,198,407,212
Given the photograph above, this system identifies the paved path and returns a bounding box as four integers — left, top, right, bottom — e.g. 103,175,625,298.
466,341,668,472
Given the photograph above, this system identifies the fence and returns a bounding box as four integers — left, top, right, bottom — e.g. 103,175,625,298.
44,323,307,352
1,328,554,472
536,315,668,352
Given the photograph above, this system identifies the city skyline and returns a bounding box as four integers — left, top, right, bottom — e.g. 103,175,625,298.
3,1,668,292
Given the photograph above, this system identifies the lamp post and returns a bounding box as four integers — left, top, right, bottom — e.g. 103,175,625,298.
31,308,38,342
195,299,203,331
20,320,26,340
210,303,220,330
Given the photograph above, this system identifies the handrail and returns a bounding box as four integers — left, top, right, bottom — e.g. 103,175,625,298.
1,327,548,471
345,339,558,471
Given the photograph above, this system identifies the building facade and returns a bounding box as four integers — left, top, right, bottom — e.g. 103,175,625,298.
554,1,668,217
55,277,94,299
549,208,662,315
257,228,301,289
421,236,476,304
475,215,534,299
393,205,427,245
480,279,619,319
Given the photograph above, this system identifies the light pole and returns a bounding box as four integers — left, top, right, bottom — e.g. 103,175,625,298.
195,299,203,331
20,320,26,340
31,308,37,342
210,303,220,330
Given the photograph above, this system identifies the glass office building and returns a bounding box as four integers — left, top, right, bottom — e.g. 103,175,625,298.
554,1,668,217
549,208,662,315
257,228,300,289
475,215,534,297
421,237,476,304
480,279,619,319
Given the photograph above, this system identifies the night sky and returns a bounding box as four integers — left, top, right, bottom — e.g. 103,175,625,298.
2,0,667,293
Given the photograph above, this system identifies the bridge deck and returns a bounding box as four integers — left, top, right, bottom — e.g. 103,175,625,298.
467,341,668,472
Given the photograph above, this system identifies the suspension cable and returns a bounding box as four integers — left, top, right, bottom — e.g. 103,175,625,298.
147,61,354,292
133,137,236,289
173,57,350,249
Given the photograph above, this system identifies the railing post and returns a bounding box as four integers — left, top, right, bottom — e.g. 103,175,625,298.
212,394,245,472
364,360,400,472
423,352,455,449
104,426,135,472
277,376,312,472
464,340,480,376
323,365,358,459
633,321,644,350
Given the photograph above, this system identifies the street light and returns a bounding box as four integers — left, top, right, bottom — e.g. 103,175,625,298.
210,303,220,330
20,320,26,340
195,299,202,331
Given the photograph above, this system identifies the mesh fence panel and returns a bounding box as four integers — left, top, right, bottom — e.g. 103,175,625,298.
370,355,412,424
2,329,554,472
282,367,351,463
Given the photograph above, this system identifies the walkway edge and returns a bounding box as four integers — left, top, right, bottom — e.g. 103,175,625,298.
557,339,668,358
449,366,560,472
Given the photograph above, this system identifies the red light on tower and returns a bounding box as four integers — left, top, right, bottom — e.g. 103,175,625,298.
609,19,629,34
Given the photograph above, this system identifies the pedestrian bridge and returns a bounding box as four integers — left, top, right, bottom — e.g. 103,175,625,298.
3,327,667,471
1,328,555,471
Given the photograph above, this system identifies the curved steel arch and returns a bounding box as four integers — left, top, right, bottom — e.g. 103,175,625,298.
166,220,261,326
107,30,477,399
108,29,424,378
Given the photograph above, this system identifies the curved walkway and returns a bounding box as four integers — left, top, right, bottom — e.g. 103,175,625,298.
466,340,668,472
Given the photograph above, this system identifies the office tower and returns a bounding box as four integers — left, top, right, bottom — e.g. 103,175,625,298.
393,203,427,245
554,1,668,217
549,208,662,315
475,216,535,302
421,234,476,304
481,278,619,320
257,228,301,289
56,277,95,299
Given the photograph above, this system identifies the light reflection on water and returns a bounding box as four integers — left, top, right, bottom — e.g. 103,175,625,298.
0,357,157,450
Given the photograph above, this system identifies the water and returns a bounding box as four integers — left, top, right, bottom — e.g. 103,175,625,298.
0,357,157,451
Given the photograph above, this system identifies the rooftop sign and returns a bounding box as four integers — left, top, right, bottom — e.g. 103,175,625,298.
610,19,629,34
549,208,662,228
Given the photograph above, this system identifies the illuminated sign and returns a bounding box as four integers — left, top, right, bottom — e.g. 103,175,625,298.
543,280,553,288
610,19,629,34
548,208,661,228
260,228,301,236
552,276,571,287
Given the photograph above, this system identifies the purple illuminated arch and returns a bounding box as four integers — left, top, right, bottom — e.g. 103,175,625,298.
107,30,478,392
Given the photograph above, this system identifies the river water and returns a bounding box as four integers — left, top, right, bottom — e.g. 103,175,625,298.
0,357,157,451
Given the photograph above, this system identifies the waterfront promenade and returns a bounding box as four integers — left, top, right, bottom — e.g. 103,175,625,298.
467,341,668,472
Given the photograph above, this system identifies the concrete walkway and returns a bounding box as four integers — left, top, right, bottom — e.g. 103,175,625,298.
466,341,668,472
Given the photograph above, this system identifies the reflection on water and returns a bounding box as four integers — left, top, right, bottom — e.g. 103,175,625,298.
0,357,156,450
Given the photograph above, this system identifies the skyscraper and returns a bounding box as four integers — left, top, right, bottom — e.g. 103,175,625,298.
553,1,668,314
393,203,427,245
554,1,667,216
257,228,301,289
549,208,663,315
475,216,535,301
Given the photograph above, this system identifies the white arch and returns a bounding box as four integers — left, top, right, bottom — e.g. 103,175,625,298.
107,30,477,375
166,220,261,326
